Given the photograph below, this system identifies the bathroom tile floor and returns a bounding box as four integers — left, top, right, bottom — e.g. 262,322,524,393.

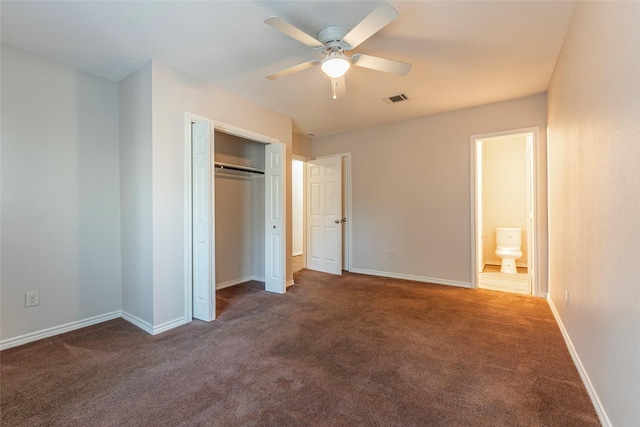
482,264,528,274
479,264,529,294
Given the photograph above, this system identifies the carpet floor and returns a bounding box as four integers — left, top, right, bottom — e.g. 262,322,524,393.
1,270,599,426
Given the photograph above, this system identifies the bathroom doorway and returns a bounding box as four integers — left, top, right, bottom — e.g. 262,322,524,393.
471,128,538,295
292,158,306,273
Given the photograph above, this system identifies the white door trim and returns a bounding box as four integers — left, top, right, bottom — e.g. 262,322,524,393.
215,121,280,145
184,113,286,322
316,152,352,272
469,127,541,296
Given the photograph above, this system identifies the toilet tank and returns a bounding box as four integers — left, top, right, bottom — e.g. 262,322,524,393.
496,227,522,247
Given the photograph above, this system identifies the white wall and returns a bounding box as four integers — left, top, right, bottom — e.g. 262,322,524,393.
482,136,528,266
150,61,292,328
312,94,547,289
1,46,121,344
119,62,153,327
546,2,640,425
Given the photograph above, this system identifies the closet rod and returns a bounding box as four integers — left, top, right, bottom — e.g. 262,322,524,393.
214,162,264,175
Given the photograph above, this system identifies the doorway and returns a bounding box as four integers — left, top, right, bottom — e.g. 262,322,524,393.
292,158,306,273
471,128,538,295
185,113,287,323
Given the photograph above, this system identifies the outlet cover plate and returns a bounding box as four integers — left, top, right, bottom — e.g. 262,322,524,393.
25,291,39,307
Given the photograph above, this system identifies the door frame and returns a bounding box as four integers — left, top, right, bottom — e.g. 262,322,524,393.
292,155,309,270
184,112,284,321
315,152,352,272
470,127,541,296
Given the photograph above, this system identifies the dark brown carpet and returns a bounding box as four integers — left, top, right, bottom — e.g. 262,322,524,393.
1,270,599,426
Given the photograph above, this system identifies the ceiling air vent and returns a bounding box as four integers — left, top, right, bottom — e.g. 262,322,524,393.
383,94,408,105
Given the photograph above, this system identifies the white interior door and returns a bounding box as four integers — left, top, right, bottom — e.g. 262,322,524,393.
265,143,286,294
307,156,343,275
192,120,215,321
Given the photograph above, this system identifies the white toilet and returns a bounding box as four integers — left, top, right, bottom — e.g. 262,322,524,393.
495,227,523,274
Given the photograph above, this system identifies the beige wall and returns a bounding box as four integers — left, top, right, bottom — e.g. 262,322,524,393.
292,133,312,158
482,136,528,266
547,2,640,425
313,94,547,288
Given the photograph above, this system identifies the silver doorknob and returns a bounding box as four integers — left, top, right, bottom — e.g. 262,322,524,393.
334,220,340,224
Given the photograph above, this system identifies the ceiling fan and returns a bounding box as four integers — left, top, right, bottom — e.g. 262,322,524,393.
264,3,411,99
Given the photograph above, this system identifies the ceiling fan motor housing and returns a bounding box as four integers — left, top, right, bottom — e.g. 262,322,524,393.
317,25,350,51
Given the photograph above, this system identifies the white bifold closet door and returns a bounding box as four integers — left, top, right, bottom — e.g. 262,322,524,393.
264,143,286,294
192,120,215,321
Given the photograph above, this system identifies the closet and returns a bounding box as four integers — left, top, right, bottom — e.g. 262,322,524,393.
214,131,266,289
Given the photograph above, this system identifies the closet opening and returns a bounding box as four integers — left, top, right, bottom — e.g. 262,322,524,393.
213,131,267,315
186,114,286,323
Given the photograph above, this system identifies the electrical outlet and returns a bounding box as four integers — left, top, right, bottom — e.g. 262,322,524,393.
389,250,396,260
25,291,39,307
565,290,570,307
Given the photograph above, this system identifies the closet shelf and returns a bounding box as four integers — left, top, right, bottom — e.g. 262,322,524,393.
214,162,264,175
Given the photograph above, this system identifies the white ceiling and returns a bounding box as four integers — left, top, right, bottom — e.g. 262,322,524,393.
1,1,576,138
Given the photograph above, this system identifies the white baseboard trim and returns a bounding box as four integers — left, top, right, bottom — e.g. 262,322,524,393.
151,316,189,335
292,251,303,256
286,279,295,288
547,296,611,427
349,268,472,289
120,311,189,336
3,310,193,350
120,310,153,335
216,276,266,290
216,276,254,290
0,310,121,351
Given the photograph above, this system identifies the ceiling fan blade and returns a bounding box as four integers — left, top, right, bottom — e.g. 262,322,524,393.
343,3,399,49
352,54,411,76
264,16,324,48
265,60,320,80
331,76,346,99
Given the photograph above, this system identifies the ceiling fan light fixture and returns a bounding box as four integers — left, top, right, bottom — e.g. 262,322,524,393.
321,53,351,78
